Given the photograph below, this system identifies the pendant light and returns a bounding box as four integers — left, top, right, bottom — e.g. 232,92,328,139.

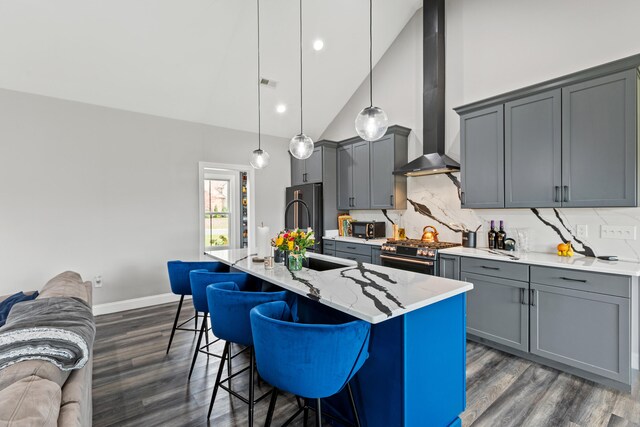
289,0,314,160
250,0,270,169
355,0,388,141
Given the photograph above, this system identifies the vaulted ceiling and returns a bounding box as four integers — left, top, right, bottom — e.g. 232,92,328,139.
0,0,421,140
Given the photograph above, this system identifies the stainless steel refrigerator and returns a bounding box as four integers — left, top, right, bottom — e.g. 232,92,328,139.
285,183,323,252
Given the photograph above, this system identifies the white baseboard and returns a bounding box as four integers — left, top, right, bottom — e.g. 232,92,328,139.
634,352,639,371
93,293,191,316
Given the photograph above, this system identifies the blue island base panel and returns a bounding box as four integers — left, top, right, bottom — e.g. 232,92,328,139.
296,294,467,427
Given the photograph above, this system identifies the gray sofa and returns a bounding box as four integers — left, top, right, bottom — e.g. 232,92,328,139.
0,272,93,426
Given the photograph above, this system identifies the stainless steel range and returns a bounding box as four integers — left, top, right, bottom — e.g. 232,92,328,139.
380,239,460,275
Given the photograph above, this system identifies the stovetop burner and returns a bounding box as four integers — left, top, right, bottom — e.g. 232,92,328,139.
384,239,460,249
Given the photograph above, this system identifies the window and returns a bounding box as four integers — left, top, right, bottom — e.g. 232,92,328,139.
199,162,254,254
204,178,231,249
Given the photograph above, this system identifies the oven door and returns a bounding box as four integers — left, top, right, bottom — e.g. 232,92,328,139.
380,254,435,275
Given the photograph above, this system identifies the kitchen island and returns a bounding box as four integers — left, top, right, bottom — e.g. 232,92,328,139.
206,249,473,427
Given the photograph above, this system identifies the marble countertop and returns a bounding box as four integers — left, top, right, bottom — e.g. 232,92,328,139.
205,249,472,324
322,236,387,246
440,247,640,277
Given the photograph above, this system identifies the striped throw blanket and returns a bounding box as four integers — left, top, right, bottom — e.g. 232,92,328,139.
0,296,95,371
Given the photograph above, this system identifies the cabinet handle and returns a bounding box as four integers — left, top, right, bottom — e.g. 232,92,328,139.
461,191,466,205
352,197,356,207
481,266,500,270
554,186,560,203
559,276,587,283
390,195,394,206
520,288,526,305
530,289,535,306
346,246,357,250
563,185,569,202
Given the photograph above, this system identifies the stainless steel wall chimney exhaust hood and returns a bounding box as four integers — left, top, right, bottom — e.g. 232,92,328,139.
394,0,459,177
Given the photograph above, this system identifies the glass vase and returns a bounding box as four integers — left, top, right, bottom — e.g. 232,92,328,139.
288,251,304,271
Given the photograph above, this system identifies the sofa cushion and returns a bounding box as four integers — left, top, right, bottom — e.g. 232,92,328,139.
0,292,39,327
38,272,90,304
0,375,60,426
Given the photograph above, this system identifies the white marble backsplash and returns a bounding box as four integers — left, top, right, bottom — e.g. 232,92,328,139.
349,172,640,262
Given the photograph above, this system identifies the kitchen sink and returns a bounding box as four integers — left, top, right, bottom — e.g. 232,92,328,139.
303,257,349,271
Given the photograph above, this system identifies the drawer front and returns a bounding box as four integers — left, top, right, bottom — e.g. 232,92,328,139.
530,266,630,298
461,257,529,282
335,250,372,264
323,239,336,250
323,248,336,257
335,241,372,257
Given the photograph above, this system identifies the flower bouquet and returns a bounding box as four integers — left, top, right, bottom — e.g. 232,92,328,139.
271,228,315,271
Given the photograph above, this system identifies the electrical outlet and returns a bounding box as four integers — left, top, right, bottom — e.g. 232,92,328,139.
601,225,637,240
93,275,103,288
575,224,588,239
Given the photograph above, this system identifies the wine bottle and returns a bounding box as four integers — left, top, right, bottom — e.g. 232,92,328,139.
488,220,497,249
497,220,506,250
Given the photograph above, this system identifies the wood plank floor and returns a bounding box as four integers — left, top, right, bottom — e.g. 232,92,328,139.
93,302,640,426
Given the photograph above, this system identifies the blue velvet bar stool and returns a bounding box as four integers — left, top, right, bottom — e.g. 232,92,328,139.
206,281,288,425
188,270,265,380
166,260,229,354
250,301,371,427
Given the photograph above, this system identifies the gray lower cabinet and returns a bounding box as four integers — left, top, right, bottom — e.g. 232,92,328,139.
460,105,505,208
438,254,460,280
462,272,529,353
371,247,381,265
561,70,638,207
505,89,562,208
337,145,353,210
530,282,630,383
335,250,371,264
323,239,336,257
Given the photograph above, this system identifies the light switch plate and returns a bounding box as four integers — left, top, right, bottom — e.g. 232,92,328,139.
575,224,588,239
601,225,637,240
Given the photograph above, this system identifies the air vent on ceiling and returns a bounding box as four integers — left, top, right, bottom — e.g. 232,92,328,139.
260,77,277,88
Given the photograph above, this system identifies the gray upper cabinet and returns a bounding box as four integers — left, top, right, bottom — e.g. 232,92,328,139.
290,156,306,186
505,90,562,208
351,141,370,209
305,147,323,183
460,105,505,208
462,271,529,352
456,56,640,210
337,126,410,210
530,282,630,383
290,146,325,185
369,131,408,210
561,70,638,207
337,145,354,210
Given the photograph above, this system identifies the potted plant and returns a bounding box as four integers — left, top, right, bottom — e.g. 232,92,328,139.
272,228,315,271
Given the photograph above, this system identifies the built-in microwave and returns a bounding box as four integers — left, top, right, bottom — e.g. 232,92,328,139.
350,221,386,239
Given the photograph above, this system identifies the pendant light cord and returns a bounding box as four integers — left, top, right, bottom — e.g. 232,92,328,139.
369,0,373,108
299,0,303,135
257,0,262,150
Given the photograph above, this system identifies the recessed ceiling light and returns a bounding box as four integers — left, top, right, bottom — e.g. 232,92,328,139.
313,39,324,51
276,104,287,113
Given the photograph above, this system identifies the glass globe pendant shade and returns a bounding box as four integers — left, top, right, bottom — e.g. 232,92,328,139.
289,133,314,159
250,148,270,169
355,106,388,141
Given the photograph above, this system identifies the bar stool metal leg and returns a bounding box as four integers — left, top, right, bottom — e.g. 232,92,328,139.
166,295,184,354
248,348,255,426
188,319,207,380
194,309,198,336
316,399,322,426
204,312,210,359
347,383,361,427
264,387,279,427
208,342,230,418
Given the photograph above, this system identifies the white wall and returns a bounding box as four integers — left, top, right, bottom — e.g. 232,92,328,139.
0,89,290,305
